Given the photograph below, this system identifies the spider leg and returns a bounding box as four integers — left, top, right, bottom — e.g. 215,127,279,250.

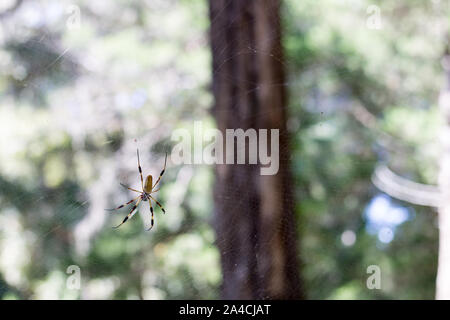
120,183,141,193
150,187,160,193
113,198,142,229
137,149,144,190
152,152,167,189
146,199,155,231
105,195,141,212
150,195,166,214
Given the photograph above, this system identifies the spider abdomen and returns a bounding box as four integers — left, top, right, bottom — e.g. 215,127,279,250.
144,175,153,193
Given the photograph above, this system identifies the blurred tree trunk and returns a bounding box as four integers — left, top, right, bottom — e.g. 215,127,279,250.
208,0,303,299
436,47,450,300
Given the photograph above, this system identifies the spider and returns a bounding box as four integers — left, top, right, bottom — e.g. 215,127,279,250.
107,149,167,231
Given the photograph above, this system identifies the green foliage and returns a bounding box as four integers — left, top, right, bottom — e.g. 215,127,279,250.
0,0,218,299
285,0,441,299
0,0,444,299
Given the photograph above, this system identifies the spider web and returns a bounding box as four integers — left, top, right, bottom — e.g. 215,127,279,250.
0,0,441,300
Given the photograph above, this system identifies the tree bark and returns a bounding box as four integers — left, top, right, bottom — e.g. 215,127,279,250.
209,0,303,299
436,50,450,299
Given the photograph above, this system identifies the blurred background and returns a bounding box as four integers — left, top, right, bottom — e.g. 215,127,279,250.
0,0,447,299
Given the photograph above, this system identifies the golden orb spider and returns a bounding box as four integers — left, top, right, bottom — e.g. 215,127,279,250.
107,149,167,231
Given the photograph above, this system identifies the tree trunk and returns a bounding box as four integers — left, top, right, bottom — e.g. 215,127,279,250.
209,0,303,299
436,50,450,299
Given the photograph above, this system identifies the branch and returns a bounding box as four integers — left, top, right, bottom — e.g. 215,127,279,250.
372,164,441,207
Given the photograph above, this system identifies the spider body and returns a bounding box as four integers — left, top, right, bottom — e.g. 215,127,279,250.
141,190,151,201
144,175,153,193
107,149,167,230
